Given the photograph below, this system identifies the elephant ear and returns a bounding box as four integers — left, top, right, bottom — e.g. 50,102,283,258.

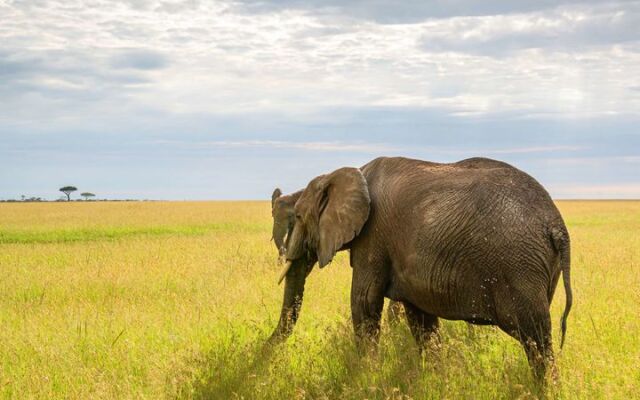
317,168,370,268
271,188,282,208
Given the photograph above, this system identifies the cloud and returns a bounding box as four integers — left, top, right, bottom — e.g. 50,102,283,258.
156,139,398,153
110,49,169,70
1,0,639,120
0,47,157,129
231,0,615,24
419,3,640,56
0,52,41,78
152,139,585,156
1,0,639,199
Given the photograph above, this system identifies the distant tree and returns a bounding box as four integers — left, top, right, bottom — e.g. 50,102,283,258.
81,192,96,201
59,186,77,201
21,195,26,201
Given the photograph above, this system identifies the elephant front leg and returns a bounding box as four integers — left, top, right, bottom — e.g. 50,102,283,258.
350,269,385,347
386,300,404,325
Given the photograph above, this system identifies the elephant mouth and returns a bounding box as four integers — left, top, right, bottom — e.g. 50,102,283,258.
276,224,317,284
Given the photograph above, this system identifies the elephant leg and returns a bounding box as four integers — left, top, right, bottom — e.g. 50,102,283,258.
520,310,554,382
403,302,439,351
350,268,386,347
497,294,554,381
386,300,404,325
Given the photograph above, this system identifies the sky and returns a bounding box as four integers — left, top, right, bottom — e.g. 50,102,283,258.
1,0,639,200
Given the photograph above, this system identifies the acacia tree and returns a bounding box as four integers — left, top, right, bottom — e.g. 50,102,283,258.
81,192,95,201
59,186,77,201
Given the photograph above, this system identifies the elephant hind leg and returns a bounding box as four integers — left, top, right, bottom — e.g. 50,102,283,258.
521,327,554,382
403,302,439,351
497,295,554,381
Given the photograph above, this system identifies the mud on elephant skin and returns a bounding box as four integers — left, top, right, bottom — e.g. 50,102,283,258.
268,156,572,381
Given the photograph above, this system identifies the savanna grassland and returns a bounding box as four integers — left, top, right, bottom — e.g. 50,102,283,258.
0,201,638,399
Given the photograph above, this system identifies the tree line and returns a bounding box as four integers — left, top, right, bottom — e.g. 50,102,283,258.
0,186,96,202
59,186,95,201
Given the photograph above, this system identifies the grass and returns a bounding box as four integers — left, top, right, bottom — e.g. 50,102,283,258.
0,201,638,399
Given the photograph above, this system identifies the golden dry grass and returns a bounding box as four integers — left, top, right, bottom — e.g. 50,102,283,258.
0,200,638,399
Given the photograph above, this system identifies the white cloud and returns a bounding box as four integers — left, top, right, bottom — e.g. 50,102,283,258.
153,139,585,156
154,139,399,152
109,49,169,70
1,0,639,124
231,0,618,24
1,0,639,199
419,3,640,54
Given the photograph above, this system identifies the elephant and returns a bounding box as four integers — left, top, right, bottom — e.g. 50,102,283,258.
272,187,405,323
271,188,303,259
267,156,572,379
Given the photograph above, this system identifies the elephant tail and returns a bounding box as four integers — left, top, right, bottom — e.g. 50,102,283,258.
551,226,572,349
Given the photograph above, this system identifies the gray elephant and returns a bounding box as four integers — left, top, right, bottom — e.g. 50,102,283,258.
272,187,405,323
268,156,572,379
271,188,302,259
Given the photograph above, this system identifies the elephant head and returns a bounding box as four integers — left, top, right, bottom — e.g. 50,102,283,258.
270,188,302,259
268,167,370,343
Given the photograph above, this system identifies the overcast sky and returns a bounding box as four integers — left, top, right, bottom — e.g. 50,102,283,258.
1,0,639,200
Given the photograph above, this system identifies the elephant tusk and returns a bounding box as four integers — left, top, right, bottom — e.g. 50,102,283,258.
277,260,293,285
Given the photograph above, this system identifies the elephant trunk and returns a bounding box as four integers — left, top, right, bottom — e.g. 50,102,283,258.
267,258,308,344
272,222,289,256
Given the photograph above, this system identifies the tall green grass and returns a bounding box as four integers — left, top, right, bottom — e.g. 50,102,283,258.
0,223,264,244
0,201,638,399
